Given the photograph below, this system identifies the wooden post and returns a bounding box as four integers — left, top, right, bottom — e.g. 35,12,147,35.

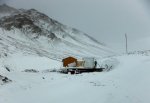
125,33,128,54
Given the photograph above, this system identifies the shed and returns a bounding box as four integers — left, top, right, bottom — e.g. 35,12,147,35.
83,57,95,68
62,57,77,67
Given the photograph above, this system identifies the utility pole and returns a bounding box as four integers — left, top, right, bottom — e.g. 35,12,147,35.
125,33,128,54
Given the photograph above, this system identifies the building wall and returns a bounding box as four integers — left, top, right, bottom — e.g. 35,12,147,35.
83,57,95,68
77,61,85,67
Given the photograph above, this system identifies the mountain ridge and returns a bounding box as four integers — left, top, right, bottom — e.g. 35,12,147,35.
0,4,116,60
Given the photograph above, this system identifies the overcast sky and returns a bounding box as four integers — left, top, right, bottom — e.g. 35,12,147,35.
2,0,150,52
0,0,7,4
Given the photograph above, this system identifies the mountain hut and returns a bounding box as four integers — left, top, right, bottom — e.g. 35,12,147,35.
62,56,77,67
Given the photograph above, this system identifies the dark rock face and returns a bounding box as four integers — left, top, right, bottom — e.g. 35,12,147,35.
0,5,112,58
48,33,56,39
23,69,39,73
0,7,59,40
0,5,104,45
1,14,37,29
0,75,12,85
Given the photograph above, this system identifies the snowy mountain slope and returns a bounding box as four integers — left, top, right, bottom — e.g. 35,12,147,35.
0,55,150,103
0,4,116,86
0,4,116,62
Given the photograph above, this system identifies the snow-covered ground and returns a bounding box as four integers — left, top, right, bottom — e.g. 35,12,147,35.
0,54,150,103
0,4,149,103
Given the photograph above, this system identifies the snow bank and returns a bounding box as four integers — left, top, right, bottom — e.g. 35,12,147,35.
100,57,119,71
3,52,62,71
0,54,150,103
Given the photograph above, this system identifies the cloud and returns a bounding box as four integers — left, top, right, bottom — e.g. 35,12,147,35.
141,0,150,9
0,0,8,5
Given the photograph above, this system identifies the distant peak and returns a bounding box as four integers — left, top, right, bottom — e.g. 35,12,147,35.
0,3,9,7
29,8,37,11
2,3,7,6
0,4,19,14
0,4,13,9
0,4,18,10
